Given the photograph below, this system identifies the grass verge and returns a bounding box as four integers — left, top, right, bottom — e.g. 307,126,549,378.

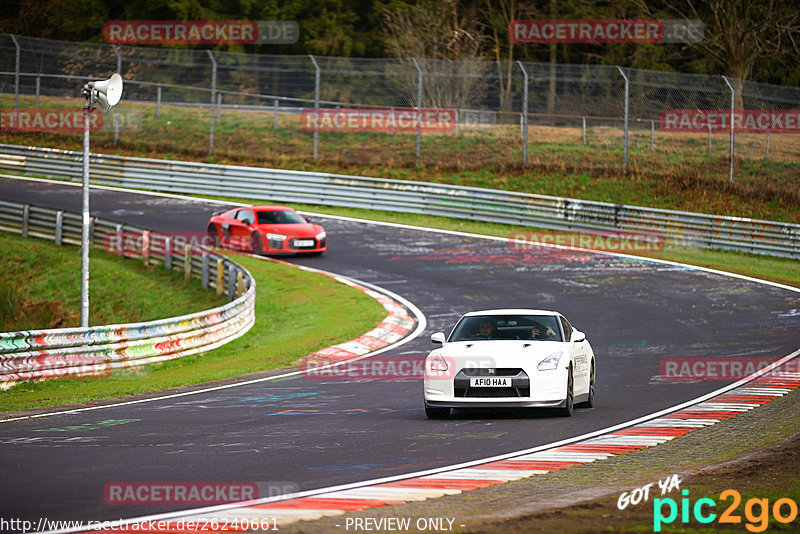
0,242,387,412
0,231,227,330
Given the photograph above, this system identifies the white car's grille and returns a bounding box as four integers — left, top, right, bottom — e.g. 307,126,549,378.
459,387,527,398
454,368,530,398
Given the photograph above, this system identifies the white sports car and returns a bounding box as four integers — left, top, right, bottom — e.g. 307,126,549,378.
423,309,595,419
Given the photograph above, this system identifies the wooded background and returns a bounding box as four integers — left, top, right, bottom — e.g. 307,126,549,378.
1,0,798,86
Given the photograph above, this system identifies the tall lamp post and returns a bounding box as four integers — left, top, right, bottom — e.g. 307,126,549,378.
80,73,123,327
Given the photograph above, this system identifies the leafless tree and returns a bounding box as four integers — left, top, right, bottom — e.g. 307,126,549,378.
381,0,489,110
483,0,526,112
639,0,800,106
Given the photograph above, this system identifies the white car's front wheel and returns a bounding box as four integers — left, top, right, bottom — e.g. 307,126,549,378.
558,365,574,417
577,360,595,408
425,404,450,420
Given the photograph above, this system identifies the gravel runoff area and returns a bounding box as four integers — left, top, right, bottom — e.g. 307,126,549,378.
283,387,800,534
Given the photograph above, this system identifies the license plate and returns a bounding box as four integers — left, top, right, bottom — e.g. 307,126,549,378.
294,239,314,247
469,377,511,388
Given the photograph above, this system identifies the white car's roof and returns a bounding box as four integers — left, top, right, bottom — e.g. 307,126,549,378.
462,309,561,317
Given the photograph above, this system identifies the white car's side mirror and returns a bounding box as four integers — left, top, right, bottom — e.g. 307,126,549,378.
572,330,586,343
431,332,446,344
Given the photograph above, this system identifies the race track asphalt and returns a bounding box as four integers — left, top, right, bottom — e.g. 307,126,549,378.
1,177,798,526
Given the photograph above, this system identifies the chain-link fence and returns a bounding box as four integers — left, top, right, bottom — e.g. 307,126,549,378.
1,33,798,186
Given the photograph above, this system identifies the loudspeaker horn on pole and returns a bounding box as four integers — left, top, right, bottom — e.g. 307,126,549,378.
90,73,123,113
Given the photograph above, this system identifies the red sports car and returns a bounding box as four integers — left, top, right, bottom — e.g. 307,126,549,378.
207,205,326,256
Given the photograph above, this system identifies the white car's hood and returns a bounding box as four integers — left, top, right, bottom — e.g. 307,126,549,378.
434,340,565,369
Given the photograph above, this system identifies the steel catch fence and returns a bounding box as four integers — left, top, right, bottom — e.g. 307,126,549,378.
1,34,799,184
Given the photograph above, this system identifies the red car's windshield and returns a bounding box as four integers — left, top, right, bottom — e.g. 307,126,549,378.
256,210,307,225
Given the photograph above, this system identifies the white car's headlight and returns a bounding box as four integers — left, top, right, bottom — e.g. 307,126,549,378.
266,233,287,241
428,354,449,372
537,351,564,371
316,231,326,241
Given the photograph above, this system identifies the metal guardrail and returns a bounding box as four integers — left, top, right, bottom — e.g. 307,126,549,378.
0,143,799,259
0,198,256,385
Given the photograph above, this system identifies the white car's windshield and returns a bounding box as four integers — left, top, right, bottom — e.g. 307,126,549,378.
450,315,563,342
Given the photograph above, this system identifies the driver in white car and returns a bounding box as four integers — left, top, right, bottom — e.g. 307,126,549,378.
473,319,498,339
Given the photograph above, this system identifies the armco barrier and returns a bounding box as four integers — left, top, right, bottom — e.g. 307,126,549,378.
0,199,255,385
1,143,798,258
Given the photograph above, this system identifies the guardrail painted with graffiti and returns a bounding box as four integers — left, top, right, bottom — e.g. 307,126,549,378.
0,143,798,259
0,198,255,385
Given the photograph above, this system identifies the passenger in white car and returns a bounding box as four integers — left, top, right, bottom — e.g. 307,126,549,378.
529,322,558,340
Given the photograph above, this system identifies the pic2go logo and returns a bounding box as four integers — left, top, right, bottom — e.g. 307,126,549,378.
654,489,798,532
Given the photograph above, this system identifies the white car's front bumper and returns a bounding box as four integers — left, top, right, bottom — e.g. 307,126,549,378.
424,365,569,408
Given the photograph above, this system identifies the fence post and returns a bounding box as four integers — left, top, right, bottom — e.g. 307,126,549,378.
114,223,123,256
309,54,320,162
184,244,192,279
765,131,770,160
164,237,172,270
112,45,121,145
582,117,587,145
10,34,20,114
236,270,243,298
707,122,712,156
650,120,655,150
142,230,150,266
21,204,29,237
617,66,629,171
454,109,459,136
411,58,423,166
273,99,278,128
207,50,217,156
517,61,529,165
55,210,63,245
156,85,161,117
217,92,222,122
216,258,224,296
35,76,40,106
227,266,236,301
721,75,735,184
201,254,209,288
